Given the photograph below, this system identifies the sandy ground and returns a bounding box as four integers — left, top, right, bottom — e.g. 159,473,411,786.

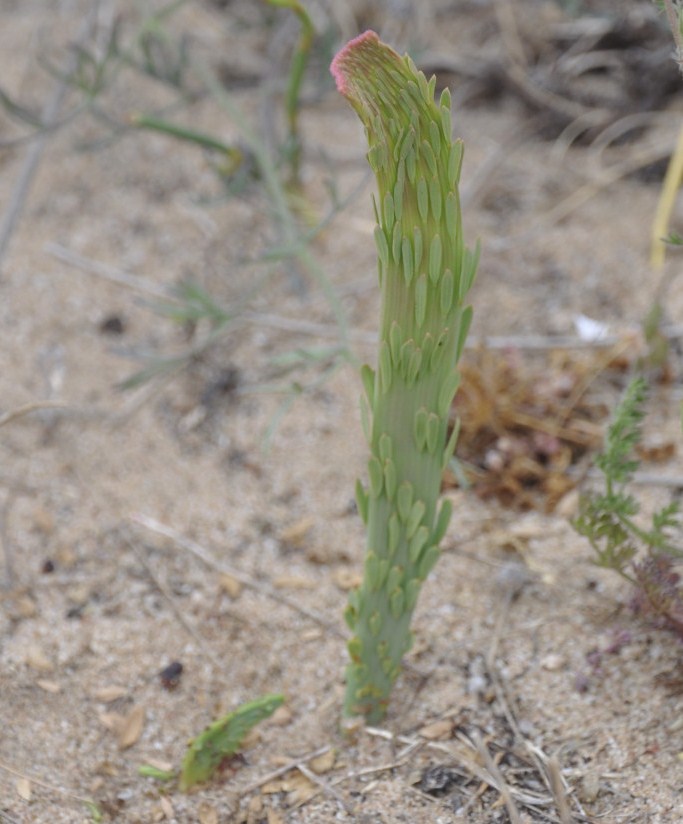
2,1,683,822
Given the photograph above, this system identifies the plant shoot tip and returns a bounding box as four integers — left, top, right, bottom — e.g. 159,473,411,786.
330,30,381,95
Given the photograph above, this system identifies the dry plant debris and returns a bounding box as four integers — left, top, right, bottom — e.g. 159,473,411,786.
496,1,680,142
448,342,676,511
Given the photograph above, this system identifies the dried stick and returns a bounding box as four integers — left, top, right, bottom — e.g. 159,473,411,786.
122,532,224,669
472,732,521,824
296,762,354,814
238,745,331,796
0,401,68,429
543,141,676,226
0,759,94,805
547,754,573,824
130,514,343,638
46,242,169,299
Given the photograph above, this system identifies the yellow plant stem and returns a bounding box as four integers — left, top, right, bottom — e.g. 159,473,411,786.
651,122,683,269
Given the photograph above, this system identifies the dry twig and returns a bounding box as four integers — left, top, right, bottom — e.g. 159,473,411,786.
130,514,344,638
46,242,169,299
0,759,94,806
121,531,225,669
0,402,68,430
238,745,331,796
364,726,561,814
473,731,522,824
296,762,354,814
547,754,573,824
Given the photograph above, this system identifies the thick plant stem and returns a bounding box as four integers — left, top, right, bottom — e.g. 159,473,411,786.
331,31,478,722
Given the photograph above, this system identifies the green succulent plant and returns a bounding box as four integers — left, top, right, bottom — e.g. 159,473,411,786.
179,694,284,791
331,31,478,721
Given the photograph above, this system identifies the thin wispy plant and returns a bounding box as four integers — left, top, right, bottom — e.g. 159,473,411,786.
2,1,365,431
264,0,315,186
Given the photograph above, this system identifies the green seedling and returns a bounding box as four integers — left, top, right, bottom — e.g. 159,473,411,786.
179,693,284,791
574,378,681,572
331,31,478,721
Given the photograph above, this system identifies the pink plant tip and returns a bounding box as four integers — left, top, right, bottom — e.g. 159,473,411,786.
330,30,380,96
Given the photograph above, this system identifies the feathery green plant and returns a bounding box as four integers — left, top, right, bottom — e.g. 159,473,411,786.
574,377,683,631
331,32,478,721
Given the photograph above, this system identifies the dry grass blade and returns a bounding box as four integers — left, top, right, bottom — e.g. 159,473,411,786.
651,124,683,269
0,402,68,429
238,745,331,796
547,754,573,824
0,759,94,805
493,0,530,68
295,762,354,814
364,726,561,816
543,141,678,227
121,531,225,670
485,656,585,822
503,61,610,127
130,514,343,638
472,731,521,824
46,242,170,299
588,112,680,167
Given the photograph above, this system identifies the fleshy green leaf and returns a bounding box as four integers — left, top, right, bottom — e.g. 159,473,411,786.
179,694,284,791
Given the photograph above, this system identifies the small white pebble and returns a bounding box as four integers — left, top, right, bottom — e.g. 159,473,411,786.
540,653,566,671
